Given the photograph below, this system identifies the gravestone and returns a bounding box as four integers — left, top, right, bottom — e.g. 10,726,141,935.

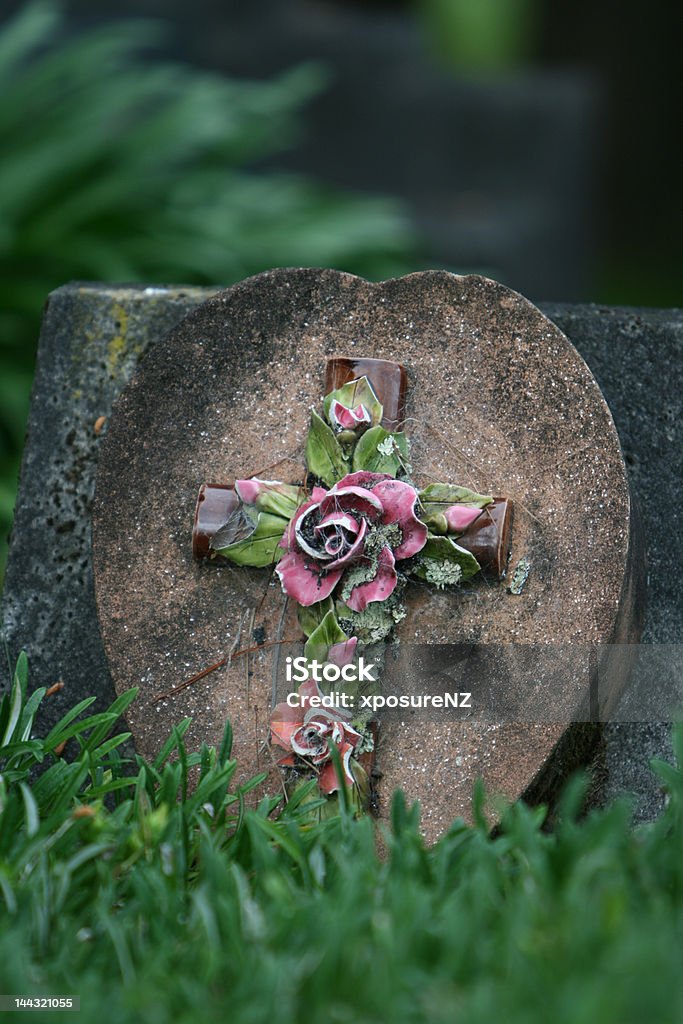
89,269,643,841
3,277,679,833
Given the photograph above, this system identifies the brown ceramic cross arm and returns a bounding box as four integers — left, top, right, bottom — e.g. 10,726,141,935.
193,357,513,577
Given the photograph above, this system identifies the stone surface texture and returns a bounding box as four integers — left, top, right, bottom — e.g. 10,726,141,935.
1,278,679,828
542,303,682,819
0,285,210,742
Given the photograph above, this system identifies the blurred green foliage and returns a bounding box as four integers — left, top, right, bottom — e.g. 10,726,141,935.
0,2,417,579
418,0,539,70
2,652,683,1023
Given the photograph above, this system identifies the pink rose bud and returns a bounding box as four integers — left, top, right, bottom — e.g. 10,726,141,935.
328,636,358,667
234,478,303,520
234,478,269,505
444,504,483,533
329,399,372,432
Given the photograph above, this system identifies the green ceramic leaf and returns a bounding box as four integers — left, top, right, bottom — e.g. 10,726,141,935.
213,511,288,567
410,534,482,583
304,610,349,664
351,425,410,476
297,597,335,638
305,409,347,486
418,483,493,515
322,375,383,428
244,481,306,519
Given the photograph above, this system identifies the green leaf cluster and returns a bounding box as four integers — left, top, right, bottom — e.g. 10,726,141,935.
418,483,493,510
306,378,410,484
4,654,683,1023
418,481,493,533
296,597,335,638
297,606,365,706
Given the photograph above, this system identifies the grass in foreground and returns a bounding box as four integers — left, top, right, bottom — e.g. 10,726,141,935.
1,653,682,1024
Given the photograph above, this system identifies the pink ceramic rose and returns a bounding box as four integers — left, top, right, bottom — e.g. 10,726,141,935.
270,680,362,793
275,470,428,611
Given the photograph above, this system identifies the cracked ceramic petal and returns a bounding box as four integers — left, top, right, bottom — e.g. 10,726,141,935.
275,550,344,606
372,478,428,559
345,545,397,612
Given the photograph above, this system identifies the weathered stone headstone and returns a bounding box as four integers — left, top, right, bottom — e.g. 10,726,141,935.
90,269,643,840
0,284,210,739
3,278,679,831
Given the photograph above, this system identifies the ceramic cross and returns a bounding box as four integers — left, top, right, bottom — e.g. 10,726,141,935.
191,355,512,815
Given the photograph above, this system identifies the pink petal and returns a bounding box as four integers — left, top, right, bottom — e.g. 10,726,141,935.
235,478,294,506
315,512,360,535
269,700,304,749
444,504,483,533
294,502,330,559
345,546,397,611
319,741,357,793
281,520,296,550
234,478,265,505
325,518,368,569
341,722,363,749
319,761,338,794
330,400,371,431
328,636,358,667
319,486,383,522
330,535,349,556
372,479,428,559
335,471,391,491
298,679,324,707
324,535,344,556
291,722,327,758
311,487,327,502
315,511,361,557
275,551,343,606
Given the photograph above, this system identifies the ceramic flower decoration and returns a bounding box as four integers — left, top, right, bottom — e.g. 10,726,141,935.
270,680,362,795
197,367,504,816
276,471,428,609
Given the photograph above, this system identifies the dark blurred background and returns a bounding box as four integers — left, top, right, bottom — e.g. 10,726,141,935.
0,0,680,578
